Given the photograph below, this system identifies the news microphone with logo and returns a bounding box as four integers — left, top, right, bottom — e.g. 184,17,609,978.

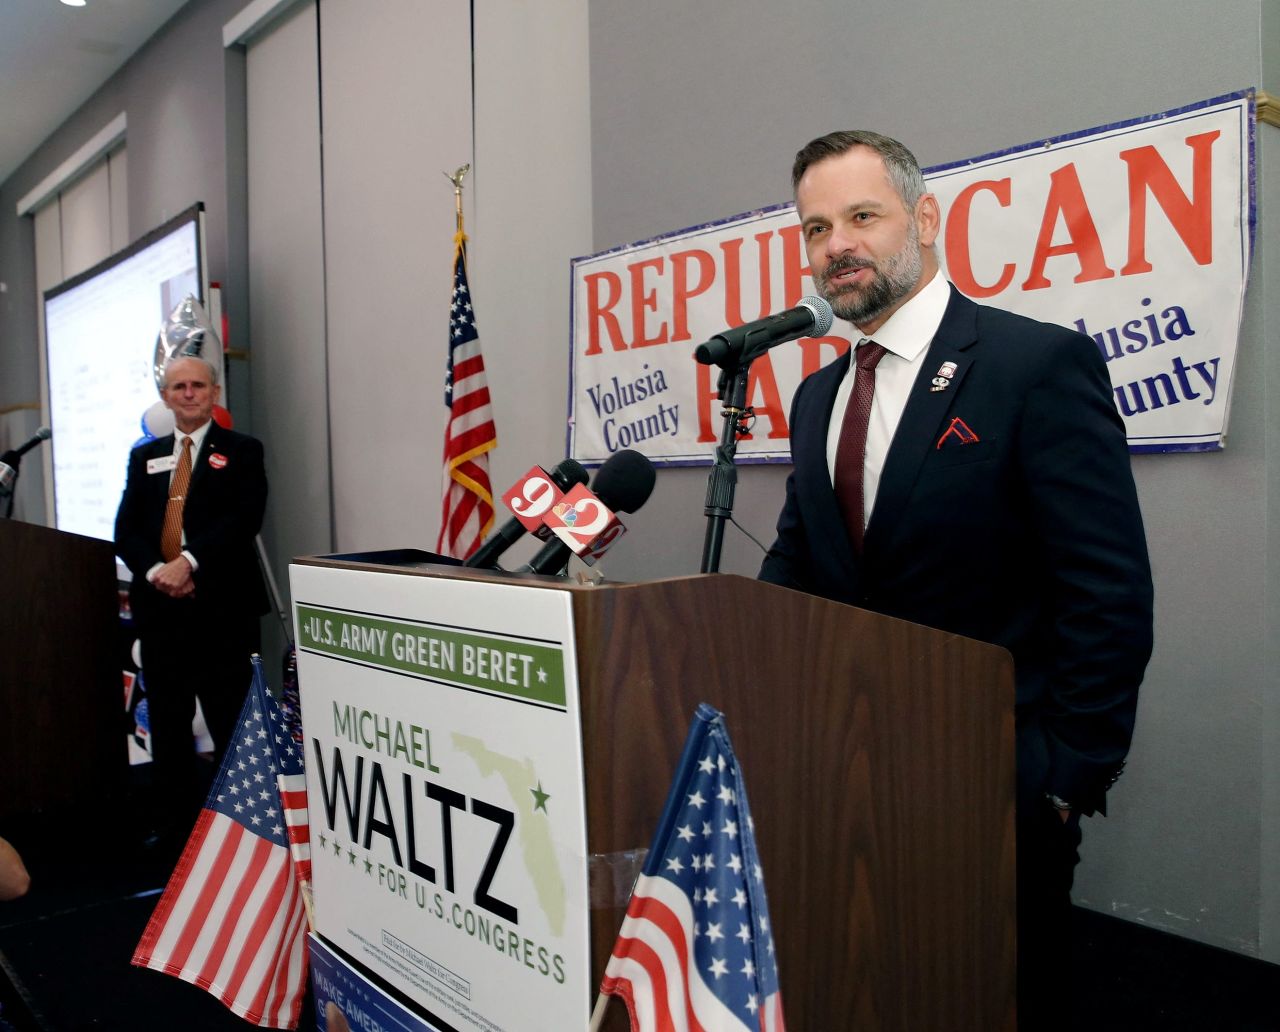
693,295,834,368
463,457,589,568
519,449,657,576
0,426,51,503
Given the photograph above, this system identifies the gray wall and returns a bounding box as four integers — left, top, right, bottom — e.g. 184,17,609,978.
587,0,1280,960
0,0,1275,963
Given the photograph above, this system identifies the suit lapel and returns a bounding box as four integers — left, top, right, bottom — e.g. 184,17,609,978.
864,287,979,556
146,435,176,505
185,422,219,499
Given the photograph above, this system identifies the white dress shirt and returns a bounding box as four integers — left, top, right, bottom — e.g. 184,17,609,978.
825,270,951,528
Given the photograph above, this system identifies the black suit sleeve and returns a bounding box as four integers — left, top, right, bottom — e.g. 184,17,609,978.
114,445,163,580
758,468,806,590
1020,332,1153,812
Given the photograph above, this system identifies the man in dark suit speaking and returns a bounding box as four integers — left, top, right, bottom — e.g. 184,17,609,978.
758,131,1153,1028
116,354,269,842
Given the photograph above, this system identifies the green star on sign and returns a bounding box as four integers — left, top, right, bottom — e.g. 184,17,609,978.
531,780,551,813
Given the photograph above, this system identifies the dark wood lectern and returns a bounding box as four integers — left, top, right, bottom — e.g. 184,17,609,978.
572,572,1017,1031
0,520,121,820
298,557,1017,1030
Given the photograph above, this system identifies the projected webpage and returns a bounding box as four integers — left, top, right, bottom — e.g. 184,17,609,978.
45,216,201,544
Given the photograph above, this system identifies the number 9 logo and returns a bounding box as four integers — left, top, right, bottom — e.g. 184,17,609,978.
509,474,556,519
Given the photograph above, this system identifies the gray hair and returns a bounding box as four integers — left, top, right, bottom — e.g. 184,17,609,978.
792,130,928,212
162,353,219,387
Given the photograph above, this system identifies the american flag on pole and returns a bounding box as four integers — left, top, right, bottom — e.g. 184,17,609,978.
132,656,309,1029
270,655,312,918
598,704,786,1032
437,229,497,559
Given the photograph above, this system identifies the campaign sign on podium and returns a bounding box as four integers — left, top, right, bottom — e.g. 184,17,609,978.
290,562,591,1031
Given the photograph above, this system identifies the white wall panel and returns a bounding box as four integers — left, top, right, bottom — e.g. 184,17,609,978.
245,0,330,615
32,201,63,523
108,147,128,253
471,0,593,569
58,162,112,280
319,0,471,552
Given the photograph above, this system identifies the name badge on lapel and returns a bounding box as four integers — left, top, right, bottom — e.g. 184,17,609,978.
146,455,177,475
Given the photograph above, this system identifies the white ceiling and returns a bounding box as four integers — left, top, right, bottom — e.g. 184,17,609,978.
0,0,191,188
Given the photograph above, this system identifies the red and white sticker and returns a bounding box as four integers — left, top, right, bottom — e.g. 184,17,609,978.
501,465,565,533
540,484,626,565
208,452,228,469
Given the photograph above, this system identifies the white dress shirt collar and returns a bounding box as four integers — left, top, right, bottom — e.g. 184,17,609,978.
854,268,950,363
173,418,214,456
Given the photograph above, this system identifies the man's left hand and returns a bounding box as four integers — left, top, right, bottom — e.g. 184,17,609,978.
152,556,195,598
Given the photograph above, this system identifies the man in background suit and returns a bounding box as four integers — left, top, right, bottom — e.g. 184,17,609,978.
115,355,269,844
758,131,1154,1028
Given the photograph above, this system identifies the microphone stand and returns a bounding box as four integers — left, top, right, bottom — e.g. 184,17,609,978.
699,334,768,574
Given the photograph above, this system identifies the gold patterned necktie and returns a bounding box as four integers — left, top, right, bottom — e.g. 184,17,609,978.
160,436,193,562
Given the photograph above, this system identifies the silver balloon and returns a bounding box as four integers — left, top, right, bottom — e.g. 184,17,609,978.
152,295,224,393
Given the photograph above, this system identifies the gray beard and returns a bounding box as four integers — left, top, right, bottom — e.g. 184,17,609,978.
818,231,923,327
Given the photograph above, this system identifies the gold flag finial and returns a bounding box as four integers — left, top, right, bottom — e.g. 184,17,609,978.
444,164,470,232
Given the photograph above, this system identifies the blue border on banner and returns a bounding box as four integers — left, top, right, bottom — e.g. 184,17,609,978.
1130,440,1225,454
567,90,1256,465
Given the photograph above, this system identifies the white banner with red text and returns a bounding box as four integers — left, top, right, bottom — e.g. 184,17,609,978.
568,90,1255,463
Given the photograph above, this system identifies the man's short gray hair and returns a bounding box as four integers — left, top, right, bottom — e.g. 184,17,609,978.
163,353,219,387
792,130,928,212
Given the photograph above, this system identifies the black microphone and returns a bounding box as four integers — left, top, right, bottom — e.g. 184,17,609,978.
694,295,834,368
519,449,657,576
463,457,589,569
0,426,51,466
0,427,50,506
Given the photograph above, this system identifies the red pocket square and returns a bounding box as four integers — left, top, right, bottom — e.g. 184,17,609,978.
936,417,980,449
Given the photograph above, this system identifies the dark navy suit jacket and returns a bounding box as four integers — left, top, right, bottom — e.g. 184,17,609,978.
115,421,269,628
760,285,1153,814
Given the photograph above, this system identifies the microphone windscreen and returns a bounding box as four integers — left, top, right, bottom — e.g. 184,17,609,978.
591,449,657,514
799,295,834,337
550,457,590,490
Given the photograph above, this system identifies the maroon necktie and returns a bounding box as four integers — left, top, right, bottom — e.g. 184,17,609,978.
834,340,887,554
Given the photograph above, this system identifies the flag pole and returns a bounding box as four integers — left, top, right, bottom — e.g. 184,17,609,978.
437,161,498,559
587,992,611,1031
444,163,470,236
251,654,316,933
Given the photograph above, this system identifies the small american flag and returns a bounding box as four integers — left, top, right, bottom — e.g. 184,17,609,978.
132,656,309,1029
599,704,786,1032
437,230,497,559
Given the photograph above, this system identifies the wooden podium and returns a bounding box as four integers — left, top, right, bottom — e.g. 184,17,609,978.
296,555,1016,1031
0,520,121,820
